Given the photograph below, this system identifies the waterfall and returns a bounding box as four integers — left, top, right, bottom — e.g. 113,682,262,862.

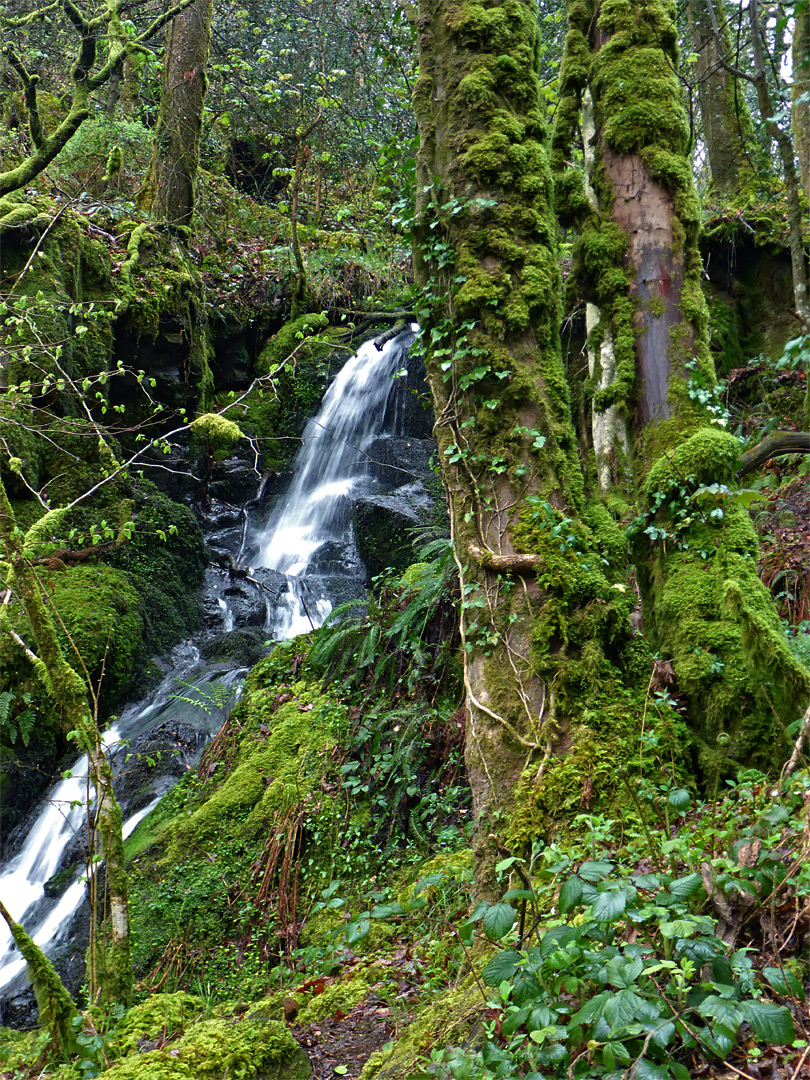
254,327,415,639
0,325,418,1010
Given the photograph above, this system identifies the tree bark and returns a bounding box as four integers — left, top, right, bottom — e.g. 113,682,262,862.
582,0,810,772
685,0,757,196
793,7,810,201
139,0,214,228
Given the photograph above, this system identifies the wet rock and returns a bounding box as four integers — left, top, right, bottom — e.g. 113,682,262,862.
364,437,435,490
208,453,263,504
353,492,427,579
201,628,269,667
113,721,207,812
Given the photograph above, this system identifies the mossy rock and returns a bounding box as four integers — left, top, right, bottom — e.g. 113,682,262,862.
116,992,205,1054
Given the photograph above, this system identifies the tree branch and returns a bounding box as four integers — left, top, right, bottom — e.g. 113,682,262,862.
737,431,810,475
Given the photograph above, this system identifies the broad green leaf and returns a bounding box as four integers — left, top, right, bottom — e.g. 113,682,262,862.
762,966,805,999
668,788,691,810
668,873,703,899
634,1058,669,1080
592,888,627,923
559,875,583,913
633,874,662,890
501,1007,530,1036
697,995,742,1030
482,949,521,986
604,988,644,1030
671,1065,690,1080
579,859,613,882
539,926,577,956
737,1000,796,1044
483,902,516,940
371,903,403,918
502,888,534,901
344,917,369,944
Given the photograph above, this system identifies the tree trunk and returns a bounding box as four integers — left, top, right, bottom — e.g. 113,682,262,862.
413,0,640,895
685,0,757,196
140,0,214,228
579,0,810,772
0,482,133,1006
794,7,810,201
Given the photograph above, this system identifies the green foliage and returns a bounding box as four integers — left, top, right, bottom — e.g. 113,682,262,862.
308,536,460,698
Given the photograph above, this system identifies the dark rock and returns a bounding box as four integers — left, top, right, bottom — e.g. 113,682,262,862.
201,628,269,667
208,453,263,504
353,491,429,579
364,437,435,490
381,351,434,439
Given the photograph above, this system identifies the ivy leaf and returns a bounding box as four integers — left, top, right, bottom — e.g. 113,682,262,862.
737,1000,796,1044
559,876,583,913
482,950,521,986
762,966,805,1000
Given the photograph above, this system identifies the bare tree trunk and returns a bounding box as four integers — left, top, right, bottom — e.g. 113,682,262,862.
685,0,757,195
139,0,214,228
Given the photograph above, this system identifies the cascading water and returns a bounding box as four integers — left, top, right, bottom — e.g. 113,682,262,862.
252,327,416,638
0,650,247,1000
0,325,424,1016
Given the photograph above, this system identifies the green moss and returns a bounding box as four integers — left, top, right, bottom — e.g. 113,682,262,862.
295,976,372,1025
188,413,243,450
105,1013,308,1080
360,978,483,1080
117,992,204,1054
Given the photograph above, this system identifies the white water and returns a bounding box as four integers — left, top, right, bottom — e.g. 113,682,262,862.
0,326,415,1006
255,328,414,638
0,654,246,997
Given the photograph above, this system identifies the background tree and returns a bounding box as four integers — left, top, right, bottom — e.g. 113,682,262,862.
138,0,214,228
0,0,194,228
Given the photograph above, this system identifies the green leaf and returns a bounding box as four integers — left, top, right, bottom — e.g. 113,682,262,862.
668,873,703,899
634,1058,669,1080
762,966,805,1000
668,788,691,810
670,1065,690,1080
483,902,516,940
591,888,627,923
737,1000,796,1044
371,903,403,918
501,1007,530,1035
482,950,521,985
579,860,613,882
697,995,742,1030
559,876,583,913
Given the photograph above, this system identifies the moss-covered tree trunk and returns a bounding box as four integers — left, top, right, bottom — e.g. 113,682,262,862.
557,0,810,772
685,0,757,196
139,0,214,228
0,481,133,1006
412,0,640,895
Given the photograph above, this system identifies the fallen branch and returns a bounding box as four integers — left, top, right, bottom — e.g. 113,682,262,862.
737,431,810,476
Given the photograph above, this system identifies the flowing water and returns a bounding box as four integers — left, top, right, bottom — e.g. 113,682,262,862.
0,326,416,1008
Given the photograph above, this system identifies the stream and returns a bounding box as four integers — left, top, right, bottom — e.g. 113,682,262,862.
0,326,427,1019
